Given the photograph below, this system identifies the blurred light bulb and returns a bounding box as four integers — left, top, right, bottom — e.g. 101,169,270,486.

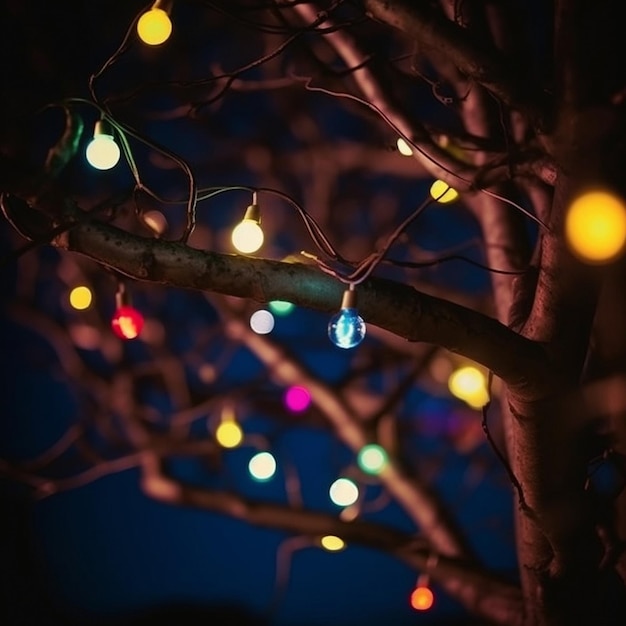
268,300,295,315
284,386,311,413
216,420,243,448
448,365,489,408
320,535,346,551
69,286,92,310
137,6,172,46
142,210,168,235
328,289,366,349
430,179,459,203
410,586,434,611
397,137,413,156
248,451,276,481
357,444,388,475
329,478,359,507
232,202,264,254
111,306,144,340
565,190,626,263
250,310,274,334
86,121,120,170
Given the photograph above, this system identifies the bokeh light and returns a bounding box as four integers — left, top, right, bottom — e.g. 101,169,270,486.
250,310,275,334
430,179,459,203
357,444,388,475
111,306,144,340
329,478,359,507
248,451,276,481
565,190,626,263
284,386,311,413
268,300,295,316
137,7,172,46
410,586,434,611
320,535,346,551
216,420,243,448
69,286,92,310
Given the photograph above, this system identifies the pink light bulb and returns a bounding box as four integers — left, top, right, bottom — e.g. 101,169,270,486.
284,386,311,413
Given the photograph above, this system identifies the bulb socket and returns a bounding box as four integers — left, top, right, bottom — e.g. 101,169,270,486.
94,119,114,138
242,203,261,224
115,283,132,309
152,0,173,13
340,289,357,309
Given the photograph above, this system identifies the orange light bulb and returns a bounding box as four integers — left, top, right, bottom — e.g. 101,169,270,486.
410,586,434,611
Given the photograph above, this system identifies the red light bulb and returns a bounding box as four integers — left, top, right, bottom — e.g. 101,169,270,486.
410,586,434,611
111,306,144,340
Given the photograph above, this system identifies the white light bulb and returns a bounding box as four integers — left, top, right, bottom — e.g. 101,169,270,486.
248,452,277,481
86,134,120,170
250,310,274,334
232,219,264,253
329,478,359,507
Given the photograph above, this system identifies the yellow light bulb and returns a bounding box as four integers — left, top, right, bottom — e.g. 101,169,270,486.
137,7,172,46
216,421,243,448
86,134,120,170
430,179,459,203
565,190,626,263
448,365,489,408
69,286,92,310
232,219,264,254
320,535,346,551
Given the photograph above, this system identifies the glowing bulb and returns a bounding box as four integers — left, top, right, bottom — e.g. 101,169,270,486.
268,300,295,315
320,535,345,551
216,420,243,448
137,7,172,46
410,586,434,611
250,310,274,334
565,190,626,263
86,122,120,171
397,137,413,156
430,179,459,203
248,451,276,481
357,444,388,475
448,365,489,408
328,289,366,349
284,386,311,413
69,286,92,310
111,306,144,340
232,219,264,253
329,478,359,507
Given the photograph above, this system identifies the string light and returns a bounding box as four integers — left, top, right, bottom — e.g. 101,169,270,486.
232,194,264,253
248,451,277,481
396,137,413,156
357,444,388,475
137,0,173,46
268,300,295,315
111,284,144,340
250,309,275,334
320,535,346,551
215,405,243,448
565,190,626,263
284,386,311,413
430,179,459,203
328,286,366,349
410,580,434,611
448,365,489,409
86,119,120,170
69,285,92,310
329,478,359,507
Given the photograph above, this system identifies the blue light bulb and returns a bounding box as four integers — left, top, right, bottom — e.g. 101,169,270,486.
328,307,366,348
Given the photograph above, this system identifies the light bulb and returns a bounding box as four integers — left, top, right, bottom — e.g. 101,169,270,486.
565,190,626,263
448,365,489,408
430,179,459,203
410,586,434,611
86,123,120,170
328,289,366,349
397,137,413,156
137,5,172,46
329,478,359,507
69,286,92,310
320,535,346,551
284,386,311,413
232,203,264,253
250,309,274,334
268,300,295,315
357,444,388,475
216,420,243,448
248,451,276,481
111,305,144,340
